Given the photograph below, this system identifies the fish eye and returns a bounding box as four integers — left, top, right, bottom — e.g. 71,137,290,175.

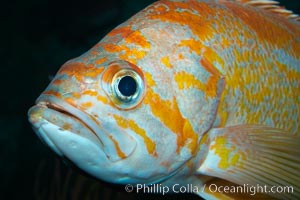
112,70,141,103
102,60,146,110
117,76,137,97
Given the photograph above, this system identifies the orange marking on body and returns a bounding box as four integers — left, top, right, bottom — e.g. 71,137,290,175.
108,135,126,159
205,76,219,98
95,57,107,65
64,97,77,107
101,28,150,62
58,62,104,81
80,102,93,109
179,39,203,54
83,90,98,96
183,120,198,155
200,57,223,98
161,56,172,68
97,95,109,104
125,30,150,48
72,92,81,99
107,26,132,37
144,72,156,87
42,90,62,98
202,48,225,71
178,53,184,59
103,43,147,62
113,115,157,156
175,71,206,91
144,88,198,154
52,79,64,86
120,48,147,62
58,62,86,81
102,28,150,62
85,64,104,79
276,61,300,82
102,44,125,53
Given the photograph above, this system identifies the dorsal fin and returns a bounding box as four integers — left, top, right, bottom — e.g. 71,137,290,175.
235,0,300,22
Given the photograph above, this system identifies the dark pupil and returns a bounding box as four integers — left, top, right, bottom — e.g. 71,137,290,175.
118,76,137,97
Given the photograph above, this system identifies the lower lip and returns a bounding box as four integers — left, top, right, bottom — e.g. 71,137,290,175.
28,104,103,148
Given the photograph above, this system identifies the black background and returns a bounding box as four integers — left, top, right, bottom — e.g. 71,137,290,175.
0,0,299,199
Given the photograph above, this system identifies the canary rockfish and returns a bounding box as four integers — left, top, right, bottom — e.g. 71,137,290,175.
28,0,300,199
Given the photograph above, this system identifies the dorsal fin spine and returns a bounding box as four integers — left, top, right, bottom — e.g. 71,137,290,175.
232,0,300,22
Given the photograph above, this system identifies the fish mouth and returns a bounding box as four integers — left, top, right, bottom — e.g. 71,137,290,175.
36,100,102,145
28,95,137,161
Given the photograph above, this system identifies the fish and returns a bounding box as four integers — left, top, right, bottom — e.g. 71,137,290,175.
28,0,300,199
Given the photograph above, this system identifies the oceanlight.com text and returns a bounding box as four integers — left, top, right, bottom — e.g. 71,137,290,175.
124,183,294,196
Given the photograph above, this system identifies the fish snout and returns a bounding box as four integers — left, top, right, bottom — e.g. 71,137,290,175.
28,95,137,162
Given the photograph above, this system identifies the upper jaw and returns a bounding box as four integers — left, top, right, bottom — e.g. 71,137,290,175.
28,94,137,161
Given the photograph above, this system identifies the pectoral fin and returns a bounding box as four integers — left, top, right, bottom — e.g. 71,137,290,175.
197,125,300,199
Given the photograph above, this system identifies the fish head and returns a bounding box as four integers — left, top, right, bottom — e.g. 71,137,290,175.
28,58,194,185
28,1,225,185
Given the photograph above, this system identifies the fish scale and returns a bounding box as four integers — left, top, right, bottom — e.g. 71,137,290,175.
28,0,300,199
